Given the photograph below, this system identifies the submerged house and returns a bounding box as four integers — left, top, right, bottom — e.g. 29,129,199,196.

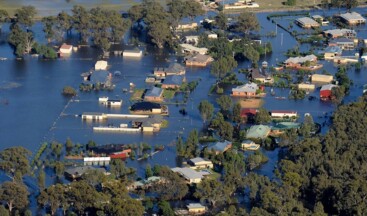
123,49,143,58
187,203,207,214
208,140,232,154
89,70,112,87
232,83,259,97
246,125,271,140
95,60,108,70
130,102,168,115
339,12,366,25
323,46,342,59
249,68,274,83
165,63,186,75
59,43,73,55
323,29,356,39
311,74,333,83
185,54,213,67
271,110,298,119
162,75,186,89
329,38,355,50
296,17,320,28
180,43,208,55
284,55,317,68
320,84,338,100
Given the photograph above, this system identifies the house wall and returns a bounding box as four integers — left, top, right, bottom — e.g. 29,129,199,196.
232,91,256,97
151,108,162,114
185,61,208,67
144,96,163,102
271,113,297,118
188,208,206,213
162,84,180,89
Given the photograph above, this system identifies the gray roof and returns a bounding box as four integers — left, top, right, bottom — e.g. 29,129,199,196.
324,29,356,37
171,167,208,180
187,203,205,209
145,87,163,98
246,125,271,139
163,75,185,86
321,84,337,91
284,54,317,64
208,140,232,152
339,12,366,22
90,70,110,84
324,46,342,54
65,166,106,177
186,54,212,63
297,17,320,26
166,63,185,74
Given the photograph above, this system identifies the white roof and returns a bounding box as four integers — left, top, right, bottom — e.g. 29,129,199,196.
190,157,211,164
180,44,208,54
297,17,320,26
340,12,366,22
232,83,258,93
84,157,111,162
321,84,337,91
95,60,108,70
187,203,205,209
285,54,317,64
171,167,208,180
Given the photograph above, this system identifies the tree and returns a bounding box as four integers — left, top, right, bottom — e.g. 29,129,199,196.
0,9,9,32
15,6,37,28
236,12,260,34
198,100,214,123
0,147,31,180
62,86,77,96
345,0,358,10
215,12,227,30
176,136,185,156
65,138,73,154
243,45,260,64
38,184,67,215
232,103,242,125
72,5,91,42
158,201,175,216
145,164,153,178
0,181,29,213
8,24,34,57
254,108,271,124
167,0,203,31
152,166,188,200
54,161,65,177
42,16,57,43
110,159,129,179
38,170,46,190
0,205,9,216
194,178,230,207
105,197,145,216
216,95,232,113
57,11,72,34
285,0,297,6
211,56,238,79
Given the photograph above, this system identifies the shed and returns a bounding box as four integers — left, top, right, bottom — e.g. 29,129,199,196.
271,110,298,118
95,60,108,70
123,49,143,58
187,203,206,214
311,74,333,83
298,83,315,90
59,43,73,54
189,157,213,169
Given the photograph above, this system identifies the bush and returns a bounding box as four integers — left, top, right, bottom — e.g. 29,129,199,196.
285,0,296,6
62,86,77,96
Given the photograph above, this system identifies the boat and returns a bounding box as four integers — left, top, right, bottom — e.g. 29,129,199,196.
275,96,286,100
262,61,268,68
270,88,275,96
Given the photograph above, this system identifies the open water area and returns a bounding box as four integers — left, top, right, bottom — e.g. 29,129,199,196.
0,3,367,200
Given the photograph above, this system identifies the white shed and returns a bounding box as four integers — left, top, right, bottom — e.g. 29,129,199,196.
95,60,108,70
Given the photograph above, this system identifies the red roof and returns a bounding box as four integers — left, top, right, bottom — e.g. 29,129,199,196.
240,108,257,117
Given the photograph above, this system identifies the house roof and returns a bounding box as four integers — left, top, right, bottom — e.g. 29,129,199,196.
284,54,317,64
171,167,208,180
297,17,320,26
60,43,72,49
321,84,337,91
88,144,127,154
190,157,210,164
180,43,208,54
90,71,110,83
208,140,232,152
187,203,205,209
272,122,300,130
130,102,162,111
163,75,185,86
271,110,297,114
145,87,163,98
186,54,213,63
65,166,106,177
339,12,366,22
95,60,108,70
331,38,354,43
324,46,342,54
166,63,185,74
324,29,356,37
246,125,271,139
232,83,259,93
241,139,255,145
123,48,142,53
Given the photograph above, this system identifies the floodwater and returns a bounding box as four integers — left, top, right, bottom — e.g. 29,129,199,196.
0,6,367,184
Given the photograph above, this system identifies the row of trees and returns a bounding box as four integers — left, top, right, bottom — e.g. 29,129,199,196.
128,0,204,48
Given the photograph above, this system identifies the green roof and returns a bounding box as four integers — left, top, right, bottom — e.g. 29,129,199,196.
272,122,300,131
246,125,271,139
